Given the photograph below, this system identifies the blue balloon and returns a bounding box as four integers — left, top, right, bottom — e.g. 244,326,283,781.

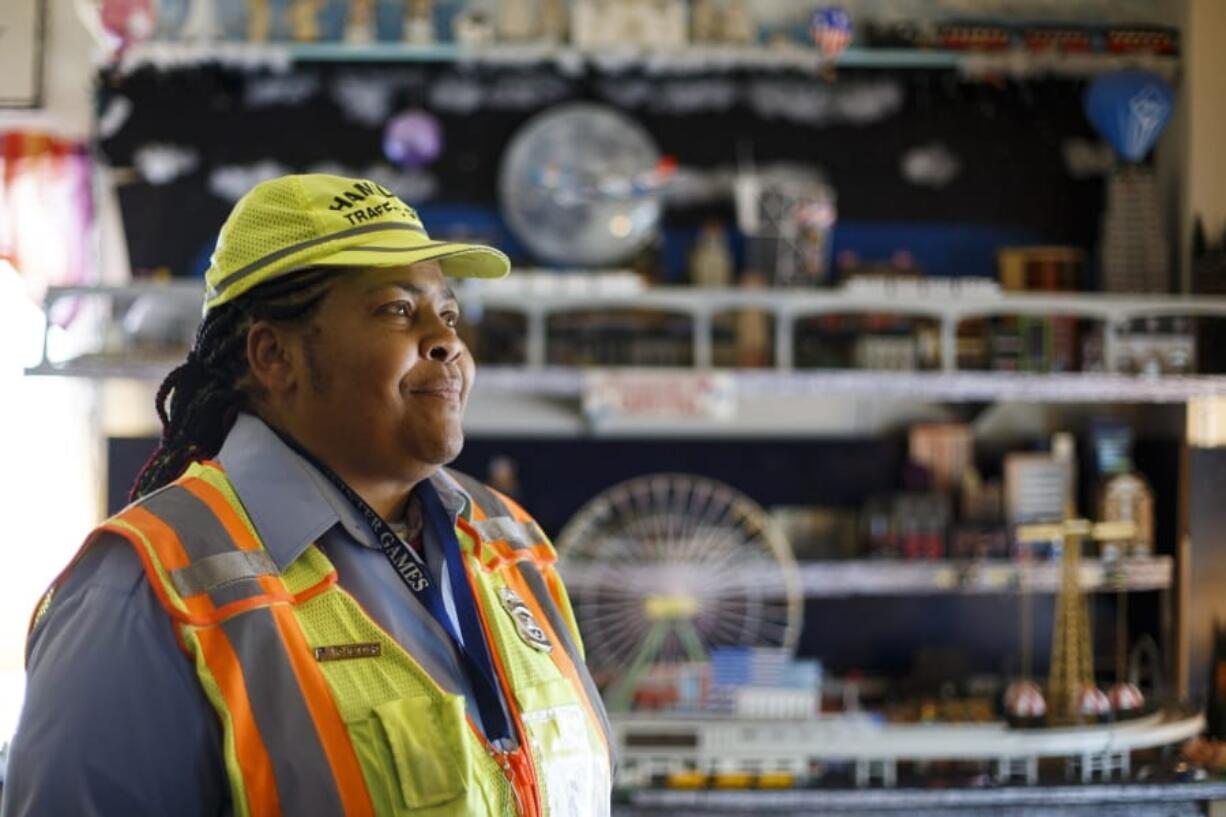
1084,70,1174,163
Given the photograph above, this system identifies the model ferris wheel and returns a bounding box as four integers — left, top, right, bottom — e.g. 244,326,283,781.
554,473,803,711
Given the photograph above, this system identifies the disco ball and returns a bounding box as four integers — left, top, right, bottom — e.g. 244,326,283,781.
499,103,665,267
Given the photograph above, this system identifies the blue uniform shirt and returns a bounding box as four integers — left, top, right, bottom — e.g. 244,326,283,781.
0,414,484,817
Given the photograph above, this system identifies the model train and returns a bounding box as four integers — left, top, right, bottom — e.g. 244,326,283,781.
862,21,1178,56
612,708,1205,790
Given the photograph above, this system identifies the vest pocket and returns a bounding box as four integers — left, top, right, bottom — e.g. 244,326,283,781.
373,693,473,809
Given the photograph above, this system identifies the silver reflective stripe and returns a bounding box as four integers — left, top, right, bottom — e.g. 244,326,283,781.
144,486,277,609
221,608,346,816
142,483,350,809
206,223,431,300
207,577,275,610
471,517,548,551
171,549,279,597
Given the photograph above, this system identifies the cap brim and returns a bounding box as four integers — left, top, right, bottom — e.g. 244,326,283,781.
311,240,510,280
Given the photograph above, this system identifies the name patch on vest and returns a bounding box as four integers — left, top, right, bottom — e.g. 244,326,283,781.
314,643,383,662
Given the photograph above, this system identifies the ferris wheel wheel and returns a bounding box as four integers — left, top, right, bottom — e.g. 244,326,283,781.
554,473,802,711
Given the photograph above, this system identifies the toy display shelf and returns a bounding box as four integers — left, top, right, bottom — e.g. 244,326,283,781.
797,556,1172,597
475,368,1226,404
115,42,1179,80
465,283,1226,373
28,282,1226,392
558,556,1173,599
610,710,1209,806
613,708,1203,772
30,363,1226,407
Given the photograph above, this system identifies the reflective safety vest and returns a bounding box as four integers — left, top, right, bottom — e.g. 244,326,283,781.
39,461,613,817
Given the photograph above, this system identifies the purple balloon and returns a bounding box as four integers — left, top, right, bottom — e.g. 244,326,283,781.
383,110,443,169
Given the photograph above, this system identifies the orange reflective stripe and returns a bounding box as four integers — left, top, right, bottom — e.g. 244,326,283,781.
528,544,555,566
542,571,572,630
464,527,510,571
459,516,554,572
501,568,612,760
195,625,282,817
491,497,558,567
181,476,288,599
268,604,375,817
207,593,294,624
181,476,258,550
119,506,192,568
462,485,609,758
292,569,338,605
459,555,542,817
467,500,489,521
50,473,360,817
111,507,297,627
465,539,555,573
479,491,613,763
114,508,218,622
458,515,502,569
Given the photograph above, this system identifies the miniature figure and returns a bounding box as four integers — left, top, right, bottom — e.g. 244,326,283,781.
246,0,271,42
689,219,733,288
344,0,378,43
180,0,220,41
403,0,435,44
288,0,326,42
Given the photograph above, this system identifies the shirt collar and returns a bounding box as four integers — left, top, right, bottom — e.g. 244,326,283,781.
217,412,471,571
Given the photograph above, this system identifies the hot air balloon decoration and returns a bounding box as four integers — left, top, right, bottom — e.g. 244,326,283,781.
1084,70,1174,163
810,6,853,80
1084,71,1176,294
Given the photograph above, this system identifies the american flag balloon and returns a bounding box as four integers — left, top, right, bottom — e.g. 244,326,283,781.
811,6,853,60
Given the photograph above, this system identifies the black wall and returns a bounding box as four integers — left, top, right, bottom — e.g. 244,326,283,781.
101,61,1105,282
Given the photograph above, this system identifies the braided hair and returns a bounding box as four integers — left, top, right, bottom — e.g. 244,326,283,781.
130,268,339,500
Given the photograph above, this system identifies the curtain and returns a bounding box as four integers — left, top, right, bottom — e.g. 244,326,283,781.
0,131,95,304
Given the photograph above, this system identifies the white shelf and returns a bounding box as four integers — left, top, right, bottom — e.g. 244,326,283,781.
117,42,1179,80
794,556,1172,597
466,283,1226,371
630,781,1226,812
31,362,1226,411
31,284,1226,396
558,557,1173,599
612,710,1203,766
463,369,1204,437
476,367,1226,404
28,281,1226,427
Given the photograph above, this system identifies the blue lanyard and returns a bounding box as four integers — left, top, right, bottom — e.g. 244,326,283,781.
274,432,514,744
417,481,516,742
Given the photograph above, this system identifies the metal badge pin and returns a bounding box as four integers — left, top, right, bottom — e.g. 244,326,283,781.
498,586,552,653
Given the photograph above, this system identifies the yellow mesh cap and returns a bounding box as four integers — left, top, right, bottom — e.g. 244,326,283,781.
203,174,510,314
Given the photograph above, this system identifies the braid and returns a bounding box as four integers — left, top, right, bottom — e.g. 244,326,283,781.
130,268,339,500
